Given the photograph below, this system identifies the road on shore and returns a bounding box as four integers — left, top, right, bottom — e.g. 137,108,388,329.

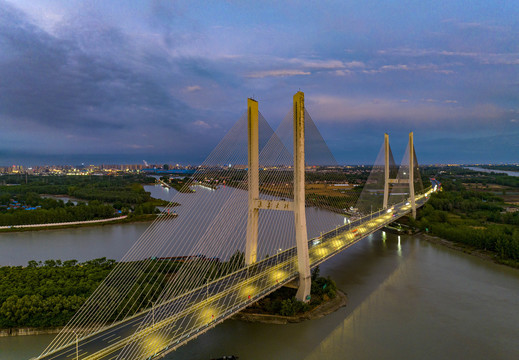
0,216,128,230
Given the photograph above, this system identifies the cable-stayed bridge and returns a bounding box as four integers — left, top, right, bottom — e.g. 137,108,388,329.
36,92,435,360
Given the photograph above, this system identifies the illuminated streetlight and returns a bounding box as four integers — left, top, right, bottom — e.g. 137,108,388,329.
148,300,157,329
72,331,79,360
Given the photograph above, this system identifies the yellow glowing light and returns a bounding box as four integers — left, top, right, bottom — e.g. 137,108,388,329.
141,333,167,358
240,284,256,298
199,306,218,325
314,247,329,259
332,240,343,249
270,269,286,284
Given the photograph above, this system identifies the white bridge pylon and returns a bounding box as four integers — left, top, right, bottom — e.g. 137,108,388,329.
383,132,417,218
245,92,311,302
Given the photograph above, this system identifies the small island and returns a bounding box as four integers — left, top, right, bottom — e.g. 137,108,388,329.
233,267,347,324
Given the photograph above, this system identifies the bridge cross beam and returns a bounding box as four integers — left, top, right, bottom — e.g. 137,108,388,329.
245,92,311,303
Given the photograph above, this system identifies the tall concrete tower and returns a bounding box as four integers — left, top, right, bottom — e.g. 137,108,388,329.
244,92,311,302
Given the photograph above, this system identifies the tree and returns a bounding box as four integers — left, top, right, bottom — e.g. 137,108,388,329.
311,266,320,281
228,251,245,270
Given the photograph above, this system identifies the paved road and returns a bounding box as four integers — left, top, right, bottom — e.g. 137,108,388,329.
0,216,128,230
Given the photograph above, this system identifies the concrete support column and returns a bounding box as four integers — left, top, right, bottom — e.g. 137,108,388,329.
293,91,311,302
383,133,390,209
245,99,259,265
409,132,416,219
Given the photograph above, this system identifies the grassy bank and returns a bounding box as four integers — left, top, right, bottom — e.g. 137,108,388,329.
405,167,519,268
0,213,171,233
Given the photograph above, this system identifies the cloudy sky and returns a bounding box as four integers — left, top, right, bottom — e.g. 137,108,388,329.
1,0,518,165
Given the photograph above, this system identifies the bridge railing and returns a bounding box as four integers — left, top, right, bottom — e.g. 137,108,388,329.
315,185,433,245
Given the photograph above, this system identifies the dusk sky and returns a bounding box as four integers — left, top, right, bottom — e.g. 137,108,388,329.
1,0,518,166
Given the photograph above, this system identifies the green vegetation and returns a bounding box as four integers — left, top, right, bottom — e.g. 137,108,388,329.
480,165,519,172
0,258,188,329
461,171,519,188
0,252,339,329
411,167,519,266
0,198,116,226
0,258,115,328
0,174,153,199
0,251,259,329
0,174,174,227
244,266,338,316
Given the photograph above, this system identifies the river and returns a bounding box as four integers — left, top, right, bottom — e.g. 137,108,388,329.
464,166,519,177
1,185,518,359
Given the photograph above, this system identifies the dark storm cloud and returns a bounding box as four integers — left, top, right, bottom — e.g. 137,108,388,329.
1,0,518,165
0,1,191,135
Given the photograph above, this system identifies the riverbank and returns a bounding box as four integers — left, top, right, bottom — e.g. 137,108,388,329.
421,233,519,268
0,215,128,230
0,213,178,233
0,327,62,337
232,290,348,324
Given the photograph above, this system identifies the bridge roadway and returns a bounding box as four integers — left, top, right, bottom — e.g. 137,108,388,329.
37,190,432,360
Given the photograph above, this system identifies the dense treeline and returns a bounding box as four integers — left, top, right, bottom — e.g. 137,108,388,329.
0,174,155,205
0,258,181,328
481,165,519,172
0,258,115,328
305,169,369,184
462,174,519,188
305,192,361,212
0,174,166,226
0,252,260,329
0,199,115,226
412,178,519,262
68,183,151,204
421,165,519,188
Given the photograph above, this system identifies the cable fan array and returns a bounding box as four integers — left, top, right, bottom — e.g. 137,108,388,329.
355,137,424,215
40,107,363,359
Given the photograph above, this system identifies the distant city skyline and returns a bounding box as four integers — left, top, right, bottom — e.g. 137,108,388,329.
1,1,518,166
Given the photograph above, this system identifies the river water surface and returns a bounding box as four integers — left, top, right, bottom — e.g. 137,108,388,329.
1,186,518,359
464,166,519,177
